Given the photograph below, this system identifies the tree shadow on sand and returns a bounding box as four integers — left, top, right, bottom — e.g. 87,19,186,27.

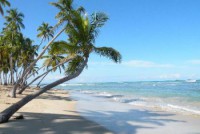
36,94,73,101
0,112,112,134
72,109,186,134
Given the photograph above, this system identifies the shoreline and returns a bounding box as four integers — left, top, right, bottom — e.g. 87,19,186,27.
57,81,200,117
0,86,112,134
1,85,200,134
71,91,200,134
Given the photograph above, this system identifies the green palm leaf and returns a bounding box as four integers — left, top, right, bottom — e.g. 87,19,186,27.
93,47,122,63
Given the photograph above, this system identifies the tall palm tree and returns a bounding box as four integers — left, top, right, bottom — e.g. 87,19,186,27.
4,9,25,31
37,22,54,48
0,0,10,16
0,6,121,123
4,9,24,88
3,9,25,96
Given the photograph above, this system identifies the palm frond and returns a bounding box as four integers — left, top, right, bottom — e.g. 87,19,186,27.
65,56,84,75
91,12,109,28
49,41,81,55
94,46,122,63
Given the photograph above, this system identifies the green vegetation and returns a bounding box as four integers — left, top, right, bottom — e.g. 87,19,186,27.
0,0,121,123
0,0,10,15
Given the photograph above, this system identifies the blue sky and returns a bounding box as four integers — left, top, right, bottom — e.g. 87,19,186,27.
1,0,200,83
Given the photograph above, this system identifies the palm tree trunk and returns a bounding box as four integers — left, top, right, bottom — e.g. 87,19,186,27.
10,33,14,85
38,37,44,49
4,73,7,85
10,55,14,85
7,74,9,85
0,58,87,123
37,73,48,87
3,73,5,85
26,65,45,80
11,27,66,98
17,56,75,94
0,73,2,85
16,69,18,82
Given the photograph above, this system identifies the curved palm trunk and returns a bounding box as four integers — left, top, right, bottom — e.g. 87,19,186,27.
0,58,87,123
17,56,75,94
36,73,48,87
10,27,66,98
38,37,44,49
17,71,49,94
26,65,45,80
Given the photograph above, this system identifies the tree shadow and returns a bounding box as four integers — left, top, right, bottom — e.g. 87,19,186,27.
36,94,73,101
72,108,186,134
0,112,113,134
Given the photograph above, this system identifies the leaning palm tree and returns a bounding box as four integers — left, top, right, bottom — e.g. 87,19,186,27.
17,42,77,94
34,53,64,88
10,0,83,97
0,0,10,16
0,8,121,123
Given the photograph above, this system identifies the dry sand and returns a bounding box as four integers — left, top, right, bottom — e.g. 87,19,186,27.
0,86,112,134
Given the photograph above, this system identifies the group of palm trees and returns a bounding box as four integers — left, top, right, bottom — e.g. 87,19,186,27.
0,1,55,87
0,0,121,123
0,8,38,86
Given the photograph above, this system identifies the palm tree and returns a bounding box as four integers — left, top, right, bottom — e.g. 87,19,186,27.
3,9,25,97
0,6,121,123
0,0,10,16
0,43,10,85
66,11,121,63
37,22,54,48
10,0,82,96
4,9,24,88
18,41,77,94
50,0,85,26
17,38,38,88
33,54,64,88
4,9,25,31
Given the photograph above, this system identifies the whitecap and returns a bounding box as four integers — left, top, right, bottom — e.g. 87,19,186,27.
167,104,200,115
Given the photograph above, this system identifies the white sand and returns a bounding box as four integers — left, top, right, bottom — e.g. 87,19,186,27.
0,86,112,134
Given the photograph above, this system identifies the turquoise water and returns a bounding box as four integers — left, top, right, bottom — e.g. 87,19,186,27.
57,81,200,115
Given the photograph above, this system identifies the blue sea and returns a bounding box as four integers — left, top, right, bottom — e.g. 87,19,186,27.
56,81,200,115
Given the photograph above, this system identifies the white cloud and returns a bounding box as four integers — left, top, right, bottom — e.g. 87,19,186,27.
89,60,174,68
188,60,200,65
89,61,114,66
158,73,181,79
122,60,174,68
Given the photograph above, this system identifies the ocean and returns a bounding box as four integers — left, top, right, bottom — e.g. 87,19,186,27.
56,81,200,115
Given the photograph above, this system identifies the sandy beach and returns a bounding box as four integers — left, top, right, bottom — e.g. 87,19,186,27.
0,86,112,134
1,86,200,134
1,0,200,133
